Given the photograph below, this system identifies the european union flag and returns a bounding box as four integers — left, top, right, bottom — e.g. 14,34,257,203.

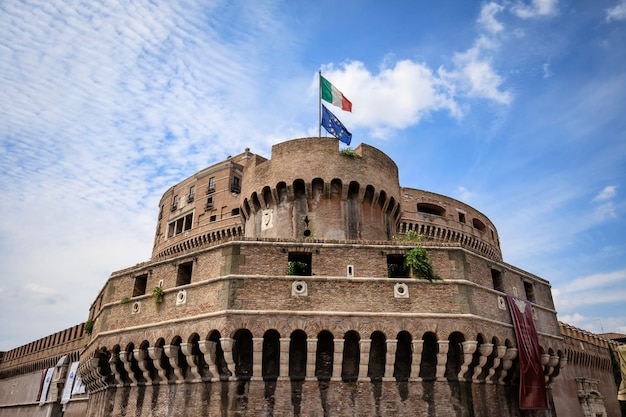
321,104,352,145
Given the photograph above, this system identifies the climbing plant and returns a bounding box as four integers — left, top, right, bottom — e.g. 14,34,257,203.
152,286,165,306
84,319,94,335
393,231,441,281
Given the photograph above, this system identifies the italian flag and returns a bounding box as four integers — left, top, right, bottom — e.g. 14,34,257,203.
321,75,352,112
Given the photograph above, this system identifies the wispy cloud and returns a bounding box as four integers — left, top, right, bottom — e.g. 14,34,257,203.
606,0,626,22
593,185,618,202
512,0,559,19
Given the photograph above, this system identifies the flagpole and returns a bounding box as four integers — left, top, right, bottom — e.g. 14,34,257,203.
318,70,322,138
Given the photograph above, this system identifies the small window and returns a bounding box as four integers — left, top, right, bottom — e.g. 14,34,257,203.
231,208,240,216
172,195,179,211
458,212,466,223
205,196,214,211
472,218,486,232
208,177,215,193
132,274,148,297
231,176,241,193
387,254,409,278
524,281,536,303
176,261,193,286
287,252,311,276
188,186,195,202
491,269,504,292
210,215,216,222
417,203,445,216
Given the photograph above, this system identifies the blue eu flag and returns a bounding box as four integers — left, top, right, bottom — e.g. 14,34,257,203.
321,104,352,145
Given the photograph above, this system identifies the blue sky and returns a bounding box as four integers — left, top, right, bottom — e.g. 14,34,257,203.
0,0,625,351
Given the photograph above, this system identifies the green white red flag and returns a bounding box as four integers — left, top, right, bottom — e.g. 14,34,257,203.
320,75,352,112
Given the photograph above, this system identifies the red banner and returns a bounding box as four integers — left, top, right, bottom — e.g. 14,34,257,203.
507,295,548,410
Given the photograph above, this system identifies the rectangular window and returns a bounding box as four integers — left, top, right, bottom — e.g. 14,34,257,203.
523,281,536,303
132,274,148,297
205,196,214,211
210,214,216,222
458,212,466,223
288,252,312,276
188,186,195,202
172,195,179,211
207,177,215,193
231,208,240,216
491,269,504,292
176,261,193,286
167,212,194,237
387,254,409,278
231,176,241,193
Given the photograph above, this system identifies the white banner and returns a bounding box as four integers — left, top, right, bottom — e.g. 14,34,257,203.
72,372,86,395
60,362,79,404
39,367,55,406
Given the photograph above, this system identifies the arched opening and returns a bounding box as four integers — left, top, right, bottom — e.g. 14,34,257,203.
420,332,437,381
445,332,465,381
232,329,253,380
342,331,360,382
251,192,261,212
289,330,307,381
312,178,324,201
472,218,486,232
330,179,342,199
368,331,386,381
394,331,412,381
316,331,334,380
417,203,446,216
277,182,288,203
262,186,273,208
170,336,188,381
347,181,360,239
262,330,280,380
188,333,208,380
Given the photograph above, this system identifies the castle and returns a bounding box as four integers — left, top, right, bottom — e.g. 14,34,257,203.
0,137,622,417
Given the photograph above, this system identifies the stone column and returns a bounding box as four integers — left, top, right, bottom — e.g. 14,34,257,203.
486,345,506,384
410,340,424,381
219,338,236,379
545,354,560,384
332,339,344,381
119,350,138,386
498,347,518,384
279,338,290,379
180,343,202,382
306,338,318,380
147,346,167,384
458,341,478,382
133,348,153,385
197,340,219,381
163,345,184,383
435,341,449,381
383,339,397,381
358,339,372,380
252,338,264,381
472,343,493,382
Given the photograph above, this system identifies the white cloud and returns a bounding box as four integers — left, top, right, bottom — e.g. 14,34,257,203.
593,185,618,202
478,3,506,34
512,0,559,19
456,186,474,201
542,62,553,78
606,1,626,22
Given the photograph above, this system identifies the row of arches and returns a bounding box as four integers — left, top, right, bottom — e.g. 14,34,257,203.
79,328,565,393
398,221,501,260
0,350,80,379
156,226,244,259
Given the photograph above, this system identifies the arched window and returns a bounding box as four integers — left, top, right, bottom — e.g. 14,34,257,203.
289,330,307,380
232,329,253,380
420,332,437,381
316,331,334,380
394,331,412,381
262,330,280,380
368,331,386,381
342,331,360,381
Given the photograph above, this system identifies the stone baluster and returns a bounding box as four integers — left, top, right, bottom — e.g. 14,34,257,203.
472,343,493,382
306,338,318,380
133,348,152,385
180,343,202,381
332,339,344,381
119,350,138,386
197,340,219,381
219,338,236,378
458,341,478,382
108,351,124,386
278,338,290,380
92,358,109,391
541,353,551,383
358,339,372,380
163,345,184,383
384,339,398,381
147,346,166,384
498,347,518,384
251,338,264,381
486,345,506,384
435,341,449,381
410,340,424,381
545,355,560,384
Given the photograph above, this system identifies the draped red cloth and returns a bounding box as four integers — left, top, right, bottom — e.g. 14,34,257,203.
507,295,548,410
